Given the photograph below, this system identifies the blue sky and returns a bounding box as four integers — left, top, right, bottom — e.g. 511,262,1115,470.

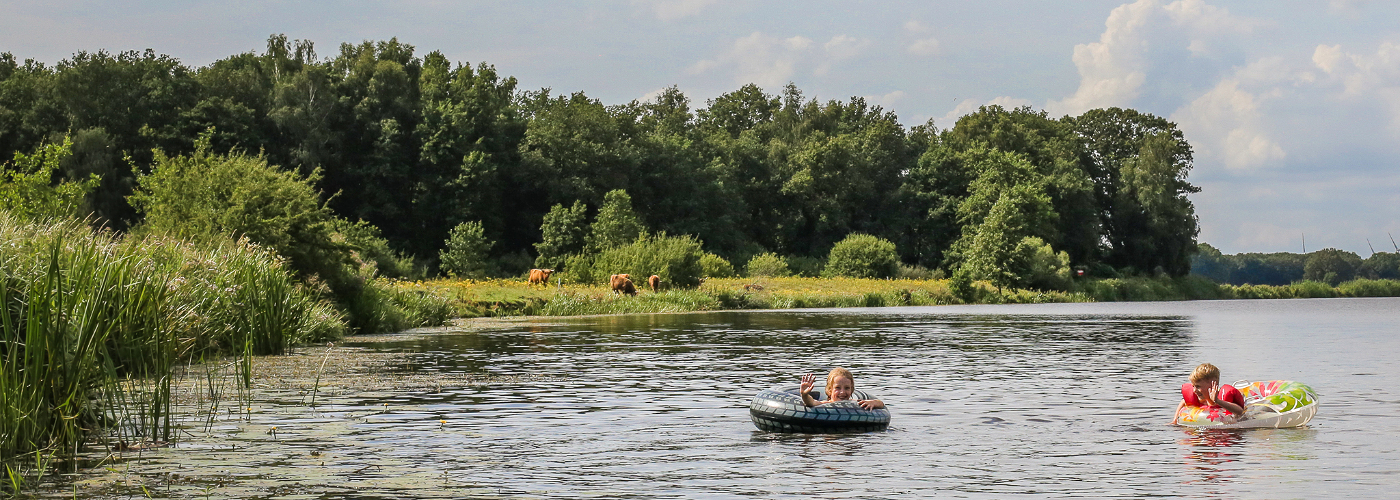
4,0,1399,255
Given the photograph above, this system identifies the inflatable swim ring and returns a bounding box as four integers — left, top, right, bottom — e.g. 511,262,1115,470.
749,386,890,433
1175,380,1318,429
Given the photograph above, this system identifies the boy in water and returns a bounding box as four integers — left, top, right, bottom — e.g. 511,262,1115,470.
1171,363,1246,424
799,367,884,410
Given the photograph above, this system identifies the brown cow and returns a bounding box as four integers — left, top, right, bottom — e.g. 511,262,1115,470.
610,274,637,296
648,275,660,292
528,269,554,285
742,283,764,292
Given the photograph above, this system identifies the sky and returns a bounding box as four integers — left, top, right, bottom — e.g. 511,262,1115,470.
4,0,1399,256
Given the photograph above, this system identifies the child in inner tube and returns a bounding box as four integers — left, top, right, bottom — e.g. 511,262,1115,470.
1171,362,1246,424
799,367,885,410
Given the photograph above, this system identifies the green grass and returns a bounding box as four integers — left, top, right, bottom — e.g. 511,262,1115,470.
0,212,348,492
403,274,1400,320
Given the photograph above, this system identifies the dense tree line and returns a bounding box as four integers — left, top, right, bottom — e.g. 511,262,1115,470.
1193,244,1400,286
1,36,1202,280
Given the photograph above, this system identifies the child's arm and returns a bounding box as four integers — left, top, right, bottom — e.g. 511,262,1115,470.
1170,400,1184,425
858,398,884,410
799,373,820,407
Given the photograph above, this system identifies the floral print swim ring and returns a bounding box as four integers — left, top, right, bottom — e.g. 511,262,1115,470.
1175,380,1318,429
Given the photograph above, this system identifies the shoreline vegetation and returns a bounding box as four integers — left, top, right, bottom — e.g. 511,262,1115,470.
397,274,1400,319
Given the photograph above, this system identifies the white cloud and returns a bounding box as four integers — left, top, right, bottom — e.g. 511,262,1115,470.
1163,0,1256,33
631,0,717,21
639,87,669,102
1045,0,1156,116
1310,42,1400,132
688,32,871,86
867,90,906,108
823,35,867,60
1171,76,1285,171
1046,0,1261,116
903,20,931,33
686,32,810,86
907,38,941,56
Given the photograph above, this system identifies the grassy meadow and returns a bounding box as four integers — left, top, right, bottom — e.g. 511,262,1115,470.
396,274,1400,319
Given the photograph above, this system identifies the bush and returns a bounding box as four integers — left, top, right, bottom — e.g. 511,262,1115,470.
788,256,826,277
0,138,100,220
566,232,705,288
948,267,977,303
335,219,422,279
1015,236,1071,291
587,189,645,252
440,221,494,278
1337,279,1400,297
534,200,588,270
1303,248,1361,286
823,233,898,279
897,264,941,280
746,252,791,277
699,252,736,278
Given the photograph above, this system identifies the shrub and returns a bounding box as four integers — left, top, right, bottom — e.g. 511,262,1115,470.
746,253,790,277
534,200,588,269
823,233,898,279
897,264,941,280
440,221,494,278
1015,236,1071,291
587,189,645,252
0,138,100,220
566,233,705,288
948,267,976,303
788,256,826,277
335,219,422,279
1303,248,1362,286
699,252,736,278
1337,279,1400,297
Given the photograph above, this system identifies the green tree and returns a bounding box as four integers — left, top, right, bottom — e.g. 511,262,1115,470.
960,184,1050,292
699,252,736,278
823,233,899,278
1068,108,1200,275
1015,236,1072,291
439,221,493,278
129,134,352,284
0,138,99,219
534,200,588,269
1360,252,1400,280
745,252,790,277
1303,248,1361,286
588,189,645,251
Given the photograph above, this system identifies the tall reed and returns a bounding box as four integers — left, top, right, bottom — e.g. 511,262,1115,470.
0,212,345,492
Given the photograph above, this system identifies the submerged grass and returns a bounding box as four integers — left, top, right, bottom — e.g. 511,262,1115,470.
0,212,346,493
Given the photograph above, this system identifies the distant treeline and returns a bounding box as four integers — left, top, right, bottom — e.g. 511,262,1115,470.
1192,243,1400,286
1,35,1201,279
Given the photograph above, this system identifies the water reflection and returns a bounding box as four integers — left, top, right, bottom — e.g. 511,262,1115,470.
28,299,1400,498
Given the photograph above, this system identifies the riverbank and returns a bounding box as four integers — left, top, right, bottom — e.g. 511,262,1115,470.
393,275,1400,318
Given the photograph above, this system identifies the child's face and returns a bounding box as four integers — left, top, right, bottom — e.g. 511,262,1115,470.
1191,379,1216,400
829,376,854,400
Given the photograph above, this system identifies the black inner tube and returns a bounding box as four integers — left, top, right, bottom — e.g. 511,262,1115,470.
749,386,890,433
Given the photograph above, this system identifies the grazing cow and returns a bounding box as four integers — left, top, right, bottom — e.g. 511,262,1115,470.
610,274,637,296
648,275,660,292
742,283,764,292
528,269,554,285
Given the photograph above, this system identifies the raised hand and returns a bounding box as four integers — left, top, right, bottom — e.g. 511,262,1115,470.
1203,381,1219,406
799,373,816,396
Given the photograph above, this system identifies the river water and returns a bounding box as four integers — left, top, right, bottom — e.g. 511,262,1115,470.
36,298,1400,498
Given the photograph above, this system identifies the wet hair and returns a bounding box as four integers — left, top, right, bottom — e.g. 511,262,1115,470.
826,367,855,398
1190,363,1220,383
